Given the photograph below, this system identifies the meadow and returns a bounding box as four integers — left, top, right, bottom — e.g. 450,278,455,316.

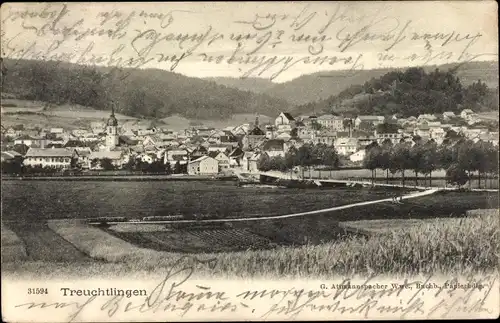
3,209,498,279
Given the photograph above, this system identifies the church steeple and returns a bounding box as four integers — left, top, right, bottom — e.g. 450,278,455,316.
106,102,119,150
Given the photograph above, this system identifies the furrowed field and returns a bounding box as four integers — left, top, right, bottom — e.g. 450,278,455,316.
2,208,498,279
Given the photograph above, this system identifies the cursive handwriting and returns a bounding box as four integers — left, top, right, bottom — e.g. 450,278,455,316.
12,270,498,320
1,2,496,82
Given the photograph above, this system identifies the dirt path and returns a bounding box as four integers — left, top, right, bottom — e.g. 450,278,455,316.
100,189,439,224
6,222,90,262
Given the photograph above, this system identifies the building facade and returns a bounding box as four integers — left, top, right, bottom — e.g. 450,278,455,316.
187,156,219,175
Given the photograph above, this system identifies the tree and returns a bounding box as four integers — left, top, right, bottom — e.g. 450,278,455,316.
165,162,172,175
100,158,115,170
363,142,382,185
391,142,412,187
284,147,298,179
420,141,438,187
321,146,340,178
409,143,425,187
376,122,399,134
379,140,393,184
174,160,182,174
296,144,313,178
257,153,271,172
446,164,469,187
124,157,137,171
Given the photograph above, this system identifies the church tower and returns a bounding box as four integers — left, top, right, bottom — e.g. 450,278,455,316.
106,103,119,150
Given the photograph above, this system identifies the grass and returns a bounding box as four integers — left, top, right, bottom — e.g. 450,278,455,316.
1,225,27,262
4,210,496,279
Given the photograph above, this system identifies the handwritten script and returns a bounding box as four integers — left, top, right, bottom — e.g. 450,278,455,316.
11,255,498,321
1,2,497,81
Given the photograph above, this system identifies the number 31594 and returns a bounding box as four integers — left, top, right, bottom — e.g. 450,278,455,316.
28,288,48,295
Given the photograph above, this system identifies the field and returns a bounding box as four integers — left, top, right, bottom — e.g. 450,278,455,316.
2,209,498,279
1,99,137,130
0,98,272,131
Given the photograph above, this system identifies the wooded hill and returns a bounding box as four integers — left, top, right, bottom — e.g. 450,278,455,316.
211,61,499,106
292,66,499,117
1,58,289,120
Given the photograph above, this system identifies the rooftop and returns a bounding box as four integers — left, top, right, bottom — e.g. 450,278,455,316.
25,148,74,157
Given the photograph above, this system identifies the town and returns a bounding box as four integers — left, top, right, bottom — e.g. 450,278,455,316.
1,106,498,183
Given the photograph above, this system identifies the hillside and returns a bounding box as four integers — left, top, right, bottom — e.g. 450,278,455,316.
208,61,498,106
291,66,499,117
1,59,289,120
204,77,275,94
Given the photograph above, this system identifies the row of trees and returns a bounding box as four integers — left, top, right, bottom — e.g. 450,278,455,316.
257,143,340,177
94,158,187,174
363,139,499,188
1,158,188,175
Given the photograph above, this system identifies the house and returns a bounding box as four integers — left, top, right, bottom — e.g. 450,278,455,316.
50,128,64,134
189,145,208,160
88,150,124,169
460,109,474,119
300,115,318,128
23,148,76,169
414,123,431,138
232,124,250,136
375,132,403,145
4,127,23,139
72,129,89,138
275,112,295,127
74,147,92,169
349,149,366,163
208,151,230,170
442,111,456,120
164,149,189,166
316,114,344,131
244,125,266,150
241,151,265,173
187,156,219,175
80,133,100,142
265,125,276,139
262,139,287,157
219,130,239,147
63,140,89,150
276,132,292,141
14,135,46,147
196,127,215,137
207,145,230,153
313,131,336,146
90,122,106,134
228,147,244,168
137,128,158,137
429,126,446,142
297,127,315,142
354,116,385,128
1,150,23,163
417,114,437,122
334,138,359,156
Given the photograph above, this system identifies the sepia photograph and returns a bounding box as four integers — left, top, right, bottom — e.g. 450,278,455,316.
1,1,499,321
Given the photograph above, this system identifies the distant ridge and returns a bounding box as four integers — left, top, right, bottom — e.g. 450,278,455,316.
210,61,499,105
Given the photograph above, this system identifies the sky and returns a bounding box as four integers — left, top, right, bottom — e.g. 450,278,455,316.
1,1,498,82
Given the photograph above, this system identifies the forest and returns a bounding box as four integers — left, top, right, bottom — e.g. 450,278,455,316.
1,59,289,120
294,67,499,117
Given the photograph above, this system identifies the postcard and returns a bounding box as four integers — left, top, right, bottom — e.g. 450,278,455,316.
1,1,499,321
